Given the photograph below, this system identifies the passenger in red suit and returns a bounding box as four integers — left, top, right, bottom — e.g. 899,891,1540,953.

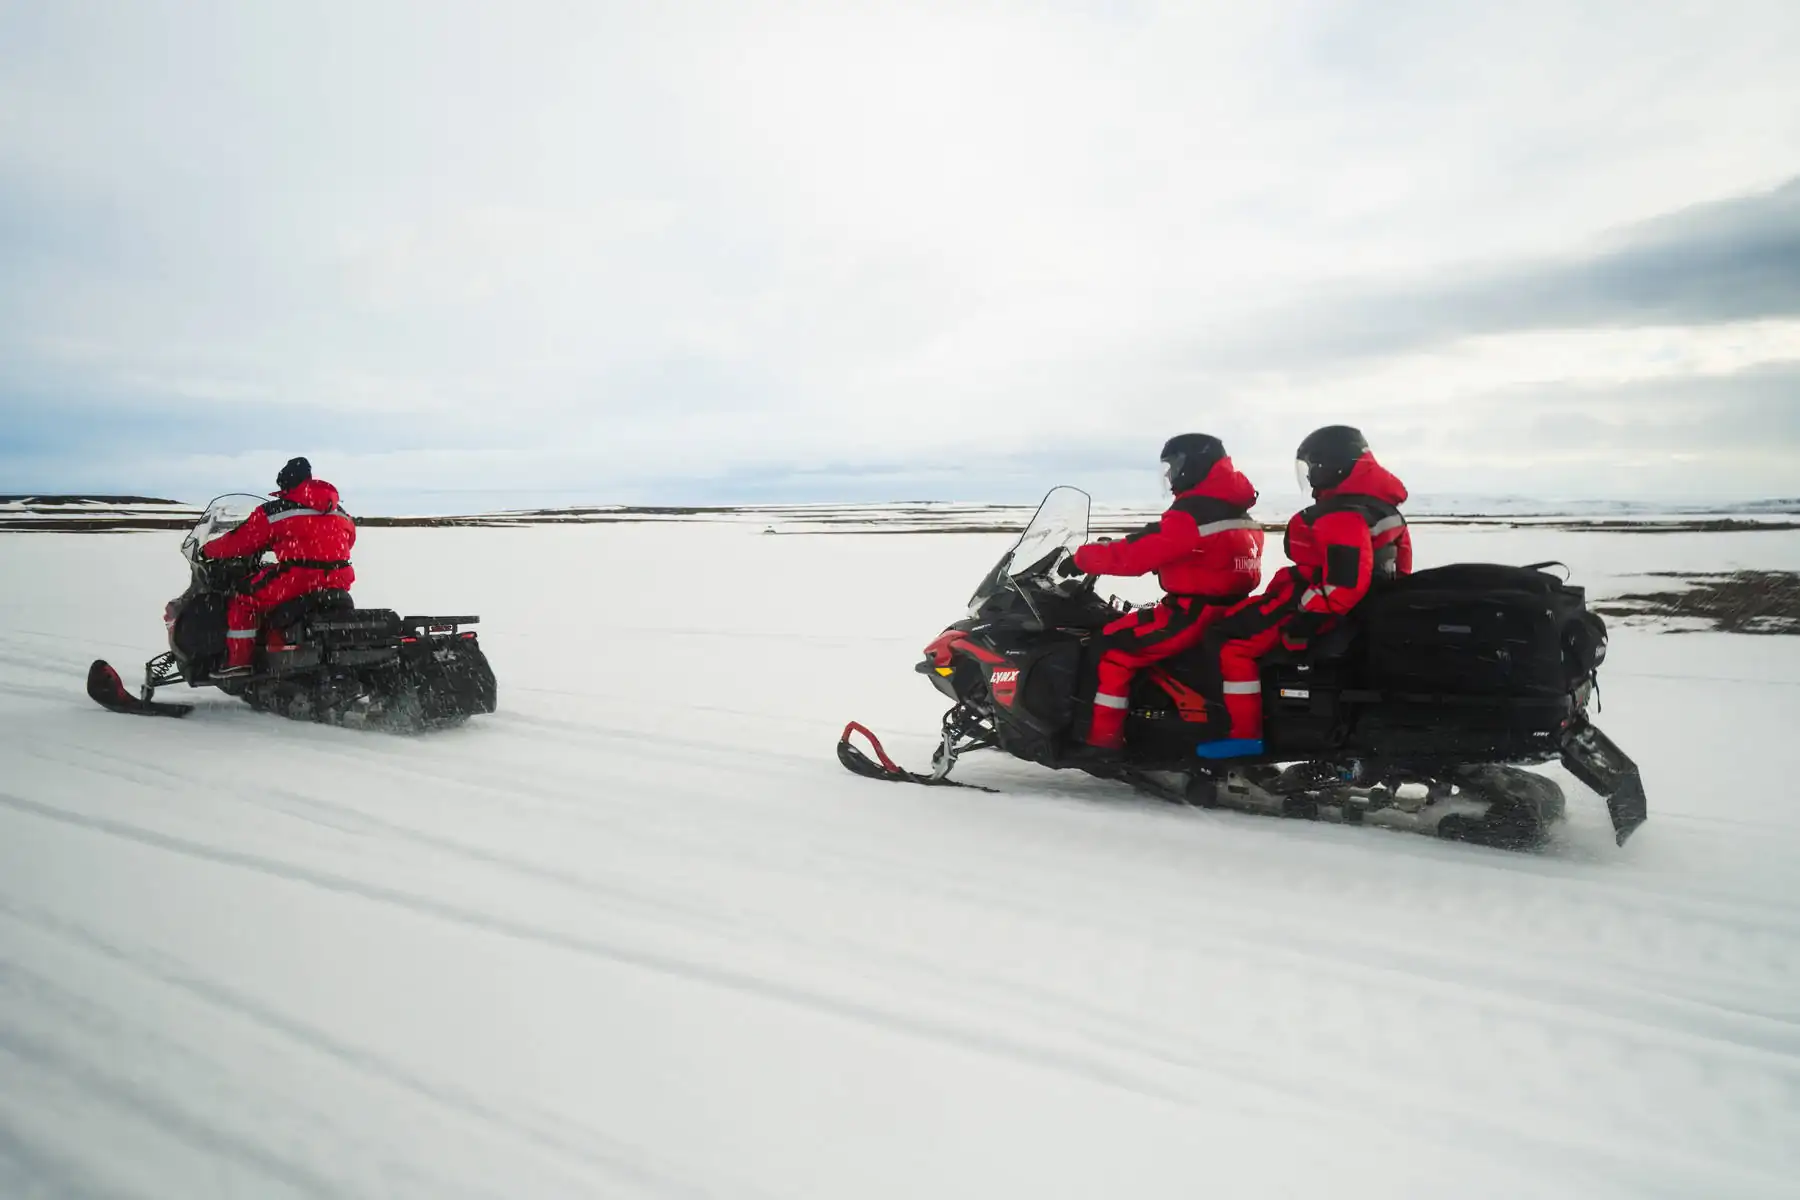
1195,426,1411,757
1060,434,1264,758
202,457,356,676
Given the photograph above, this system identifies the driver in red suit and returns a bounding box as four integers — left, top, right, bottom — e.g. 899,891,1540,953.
201,457,356,677
1062,434,1264,760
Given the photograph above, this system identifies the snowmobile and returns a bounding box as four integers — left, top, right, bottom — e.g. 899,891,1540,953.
839,487,1647,849
88,494,497,732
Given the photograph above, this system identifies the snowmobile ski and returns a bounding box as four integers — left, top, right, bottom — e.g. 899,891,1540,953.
87,660,194,718
837,722,999,793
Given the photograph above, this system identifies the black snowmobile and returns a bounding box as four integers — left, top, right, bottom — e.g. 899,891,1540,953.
88,494,497,732
839,487,1646,849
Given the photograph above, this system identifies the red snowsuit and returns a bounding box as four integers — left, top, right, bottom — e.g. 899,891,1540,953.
202,479,357,668
1201,454,1411,740
1072,458,1264,749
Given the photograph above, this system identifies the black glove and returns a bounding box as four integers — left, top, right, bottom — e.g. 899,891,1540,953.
1056,556,1087,579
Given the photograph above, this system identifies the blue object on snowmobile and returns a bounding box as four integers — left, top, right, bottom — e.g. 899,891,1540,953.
1195,738,1265,760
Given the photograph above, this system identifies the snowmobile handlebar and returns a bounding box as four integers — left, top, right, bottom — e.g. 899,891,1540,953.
1049,554,1100,597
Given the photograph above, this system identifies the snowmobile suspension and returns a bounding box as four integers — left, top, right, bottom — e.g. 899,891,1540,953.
144,651,184,699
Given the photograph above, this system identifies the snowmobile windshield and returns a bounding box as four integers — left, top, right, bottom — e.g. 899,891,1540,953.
182,493,266,560
967,486,1091,617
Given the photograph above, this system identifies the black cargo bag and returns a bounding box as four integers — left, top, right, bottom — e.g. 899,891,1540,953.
1363,564,1600,698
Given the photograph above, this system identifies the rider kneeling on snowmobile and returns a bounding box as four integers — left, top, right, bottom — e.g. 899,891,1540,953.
201,457,356,678
1193,425,1411,758
1059,434,1263,759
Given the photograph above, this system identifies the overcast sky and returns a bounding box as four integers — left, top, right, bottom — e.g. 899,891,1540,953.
3,0,1797,509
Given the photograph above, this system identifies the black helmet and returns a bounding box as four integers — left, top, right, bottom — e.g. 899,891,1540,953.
1294,426,1368,493
1160,433,1227,495
276,456,313,493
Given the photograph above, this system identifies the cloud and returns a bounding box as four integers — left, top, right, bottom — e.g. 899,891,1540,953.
2,1,1798,505
1201,177,1800,369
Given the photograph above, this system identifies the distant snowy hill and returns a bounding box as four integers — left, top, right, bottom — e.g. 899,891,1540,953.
0,494,185,506
0,496,202,531
3,494,1796,534
1402,494,1800,518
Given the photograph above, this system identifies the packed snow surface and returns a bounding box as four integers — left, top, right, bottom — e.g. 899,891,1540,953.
2,519,1798,1198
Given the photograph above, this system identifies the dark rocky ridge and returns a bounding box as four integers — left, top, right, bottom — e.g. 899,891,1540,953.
1597,571,1800,635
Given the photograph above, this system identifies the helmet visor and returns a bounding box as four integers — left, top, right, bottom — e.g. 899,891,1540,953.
1295,459,1314,494
1160,459,1175,496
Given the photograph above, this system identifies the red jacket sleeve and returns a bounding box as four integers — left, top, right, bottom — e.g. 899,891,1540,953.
1298,510,1373,614
1394,526,1414,576
1073,510,1200,578
201,508,272,560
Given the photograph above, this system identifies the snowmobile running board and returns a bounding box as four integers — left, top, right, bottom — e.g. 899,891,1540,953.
86,660,193,718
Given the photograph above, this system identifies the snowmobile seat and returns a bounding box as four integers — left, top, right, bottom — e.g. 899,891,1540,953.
1308,622,1360,661
1259,619,1361,669
267,589,354,632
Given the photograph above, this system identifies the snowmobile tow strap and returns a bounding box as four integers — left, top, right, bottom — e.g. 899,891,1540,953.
837,722,999,793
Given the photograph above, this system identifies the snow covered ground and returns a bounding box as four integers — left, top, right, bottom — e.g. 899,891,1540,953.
2,517,1798,1198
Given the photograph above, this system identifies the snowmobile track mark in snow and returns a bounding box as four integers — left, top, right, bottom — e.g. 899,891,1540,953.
0,791,1196,1106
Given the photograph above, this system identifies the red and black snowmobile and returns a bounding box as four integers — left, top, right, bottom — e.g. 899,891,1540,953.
840,487,1646,849
88,494,497,732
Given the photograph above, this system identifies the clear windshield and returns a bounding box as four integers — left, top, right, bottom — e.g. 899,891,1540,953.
968,486,1091,616
181,493,265,560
